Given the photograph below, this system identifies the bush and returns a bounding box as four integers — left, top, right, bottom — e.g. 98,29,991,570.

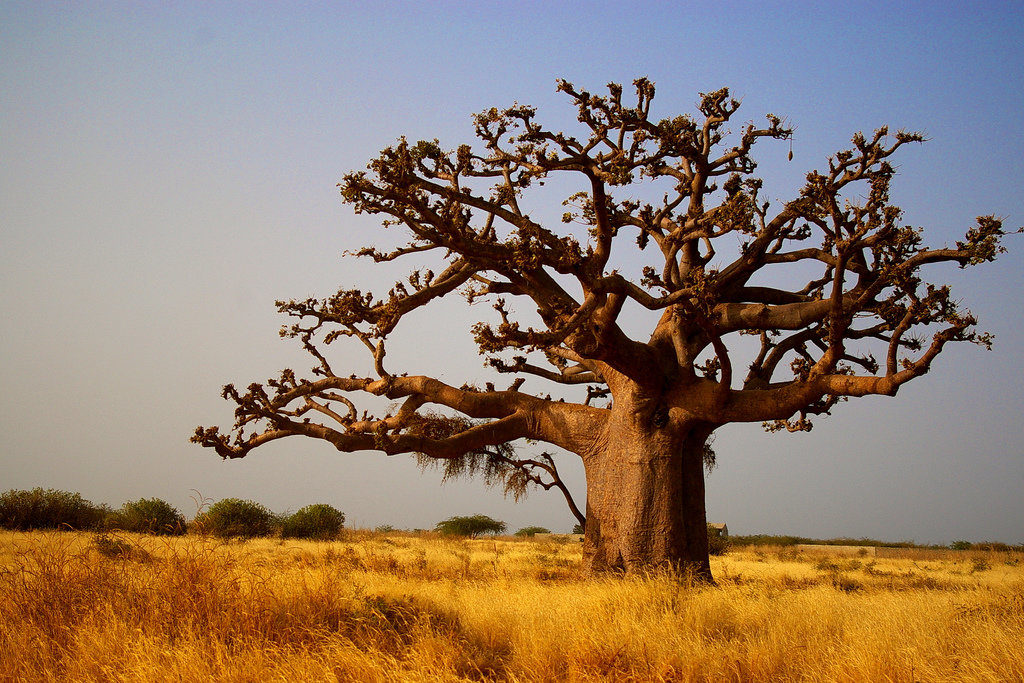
113,498,186,535
950,540,972,550
572,523,585,535
92,532,153,561
707,524,731,556
434,514,506,538
281,503,345,540
514,526,551,537
192,498,276,538
971,557,992,573
0,488,106,530
92,532,133,558
708,533,731,556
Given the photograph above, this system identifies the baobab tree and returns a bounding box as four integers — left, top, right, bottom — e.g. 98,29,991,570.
193,79,1014,580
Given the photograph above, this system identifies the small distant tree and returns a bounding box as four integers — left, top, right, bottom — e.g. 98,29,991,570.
281,503,345,540
572,523,585,535
515,525,551,537
192,498,276,538
114,498,186,535
435,514,507,538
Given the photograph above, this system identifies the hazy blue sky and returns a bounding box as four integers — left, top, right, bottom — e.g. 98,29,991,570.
2,1,1021,543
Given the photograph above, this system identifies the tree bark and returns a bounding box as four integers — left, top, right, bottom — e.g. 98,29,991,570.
582,419,714,581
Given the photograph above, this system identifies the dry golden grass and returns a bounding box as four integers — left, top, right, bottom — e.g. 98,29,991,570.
1,530,1021,682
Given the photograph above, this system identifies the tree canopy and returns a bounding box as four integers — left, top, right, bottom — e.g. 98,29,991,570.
435,514,507,538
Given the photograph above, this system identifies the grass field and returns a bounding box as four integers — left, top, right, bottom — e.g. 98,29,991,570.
1,530,1022,681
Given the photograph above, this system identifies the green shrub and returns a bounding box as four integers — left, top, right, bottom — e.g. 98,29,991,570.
950,540,972,550
192,498,276,538
0,488,106,530
707,524,731,555
434,514,506,538
281,503,345,540
514,526,551,537
708,533,731,556
112,498,186,535
572,523,585,535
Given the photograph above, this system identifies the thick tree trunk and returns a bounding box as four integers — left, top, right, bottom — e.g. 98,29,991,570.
582,424,713,581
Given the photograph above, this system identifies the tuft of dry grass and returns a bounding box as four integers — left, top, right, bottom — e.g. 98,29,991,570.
1,530,1021,681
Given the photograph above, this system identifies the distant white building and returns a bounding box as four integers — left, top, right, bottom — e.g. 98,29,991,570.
708,523,729,538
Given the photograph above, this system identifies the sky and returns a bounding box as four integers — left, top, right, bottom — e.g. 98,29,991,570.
1,1,1022,544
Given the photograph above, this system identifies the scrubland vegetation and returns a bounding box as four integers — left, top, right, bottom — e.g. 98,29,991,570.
2,529,1022,682
0,488,347,540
